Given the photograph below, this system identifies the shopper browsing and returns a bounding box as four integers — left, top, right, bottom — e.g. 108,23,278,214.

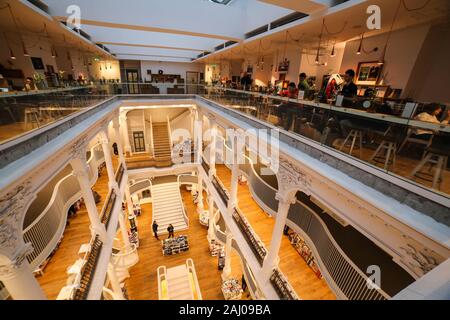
152,221,159,240
298,73,310,97
167,224,175,239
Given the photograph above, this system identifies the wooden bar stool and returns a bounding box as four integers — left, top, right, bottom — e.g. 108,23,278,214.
339,129,363,158
369,138,397,170
23,108,41,129
408,146,449,190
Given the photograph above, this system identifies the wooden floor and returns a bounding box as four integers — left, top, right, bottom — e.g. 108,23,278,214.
36,156,120,299
125,188,247,300
215,164,336,300
37,164,113,299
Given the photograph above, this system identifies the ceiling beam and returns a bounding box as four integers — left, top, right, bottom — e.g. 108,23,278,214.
96,42,207,52
257,0,330,14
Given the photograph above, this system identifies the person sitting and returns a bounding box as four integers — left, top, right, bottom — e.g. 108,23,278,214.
412,103,450,139
23,77,37,91
280,82,299,99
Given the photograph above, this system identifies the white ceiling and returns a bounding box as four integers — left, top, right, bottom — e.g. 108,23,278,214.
42,0,295,62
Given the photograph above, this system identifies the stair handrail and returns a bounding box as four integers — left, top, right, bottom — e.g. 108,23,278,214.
166,114,173,150
157,266,169,300
186,259,203,300
149,115,154,157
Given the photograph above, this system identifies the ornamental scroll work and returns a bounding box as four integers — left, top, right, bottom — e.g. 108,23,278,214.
0,244,33,278
0,180,33,252
277,157,312,195
68,134,89,161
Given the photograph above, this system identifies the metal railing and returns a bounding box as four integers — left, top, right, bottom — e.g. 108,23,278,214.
72,235,103,300
270,269,299,300
232,208,267,265
212,175,230,207
100,190,117,229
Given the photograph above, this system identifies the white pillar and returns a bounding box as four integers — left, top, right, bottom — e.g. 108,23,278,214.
194,111,203,164
71,158,107,241
222,230,233,280
229,135,239,212
262,192,296,279
118,210,131,248
124,182,135,218
207,196,216,242
0,253,46,300
197,175,204,214
209,120,217,177
113,117,127,168
107,263,125,300
100,133,119,192
120,114,132,155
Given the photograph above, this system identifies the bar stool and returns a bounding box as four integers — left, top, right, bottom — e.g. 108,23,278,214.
23,108,41,129
369,137,398,170
339,129,363,158
408,145,449,190
398,128,433,158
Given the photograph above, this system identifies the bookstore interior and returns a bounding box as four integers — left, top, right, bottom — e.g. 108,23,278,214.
0,0,449,306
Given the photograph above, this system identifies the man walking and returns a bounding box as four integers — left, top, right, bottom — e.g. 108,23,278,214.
152,220,159,240
167,224,175,239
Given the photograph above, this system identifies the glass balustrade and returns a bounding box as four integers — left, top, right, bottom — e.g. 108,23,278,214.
201,86,450,197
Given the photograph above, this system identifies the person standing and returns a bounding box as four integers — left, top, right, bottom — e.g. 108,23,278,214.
152,220,159,240
167,224,175,239
298,73,310,97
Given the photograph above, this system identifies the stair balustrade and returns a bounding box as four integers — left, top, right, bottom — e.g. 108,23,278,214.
232,208,267,265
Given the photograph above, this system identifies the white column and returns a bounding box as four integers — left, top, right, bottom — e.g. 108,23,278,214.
113,117,127,168
120,113,132,155
118,210,131,248
0,251,46,300
71,158,107,241
107,263,125,300
262,192,296,279
222,230,233,280
209,120,217,177
228,135,239,212
100,133,119,192
197,175,204,214
194,110,203,164
207,196,216,242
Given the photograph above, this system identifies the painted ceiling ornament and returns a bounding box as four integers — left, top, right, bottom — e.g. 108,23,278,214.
69,134,89,160
400,244,440,277
0,180,33,250
0,243,33,277
278,156,311,194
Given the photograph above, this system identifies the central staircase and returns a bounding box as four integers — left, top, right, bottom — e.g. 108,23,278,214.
157,259,202,300
152,122,172,163
151,182,188,234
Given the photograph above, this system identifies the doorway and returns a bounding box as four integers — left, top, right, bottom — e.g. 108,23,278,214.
186,71,199,94
126,69,140,94
133,131,145,152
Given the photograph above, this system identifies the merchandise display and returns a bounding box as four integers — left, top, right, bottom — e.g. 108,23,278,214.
199,210,209,227
162,235,189,256
221,278,243,300
288,232,322,279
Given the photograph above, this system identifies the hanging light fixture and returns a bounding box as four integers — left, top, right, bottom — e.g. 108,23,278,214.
378,0,401,65
356,33,364,55
22,41,30,57
51,47,57,58
3,33,16,60
330,42,336,57
315,19,325,64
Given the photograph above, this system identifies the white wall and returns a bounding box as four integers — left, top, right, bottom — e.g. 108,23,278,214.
299,42,346,88
339,24,430,96
140,61,204,82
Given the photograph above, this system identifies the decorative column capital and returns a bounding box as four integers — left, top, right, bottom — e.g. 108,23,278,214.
0,243,33,279
275,192,297,205
277,156,311,197
69,135,89,161
72,165,90,179
0,180,35,258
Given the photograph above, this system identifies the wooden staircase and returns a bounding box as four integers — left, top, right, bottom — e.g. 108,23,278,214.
152,122,172,163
